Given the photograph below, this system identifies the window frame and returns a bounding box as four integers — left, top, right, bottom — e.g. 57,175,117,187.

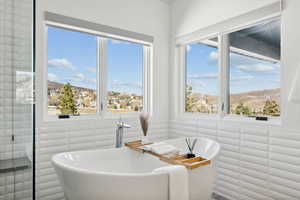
177,16,282,123
182,37,221,117
43,21,152,121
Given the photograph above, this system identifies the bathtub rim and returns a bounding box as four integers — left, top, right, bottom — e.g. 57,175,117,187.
52,147,172,177
52,137,220,177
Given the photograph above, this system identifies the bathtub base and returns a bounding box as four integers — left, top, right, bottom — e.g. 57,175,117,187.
52,137,219,200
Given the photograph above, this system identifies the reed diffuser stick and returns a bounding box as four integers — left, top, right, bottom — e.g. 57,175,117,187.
185,138,198,158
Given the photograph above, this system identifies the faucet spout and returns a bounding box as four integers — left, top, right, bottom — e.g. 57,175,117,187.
116,119,131,148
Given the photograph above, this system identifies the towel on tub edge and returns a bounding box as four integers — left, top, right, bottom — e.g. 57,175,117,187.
153,165,189,200
142,142,179,155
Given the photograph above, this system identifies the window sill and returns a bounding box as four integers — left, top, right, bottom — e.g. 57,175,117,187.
43,114,100,122
42,112,142,123
175,112,281,126
222,115,281,126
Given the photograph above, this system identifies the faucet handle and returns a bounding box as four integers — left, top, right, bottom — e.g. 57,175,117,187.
116,118,131,128
122,123,131,128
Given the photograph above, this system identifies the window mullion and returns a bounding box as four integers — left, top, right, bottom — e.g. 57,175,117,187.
96,37,100,114
97,37,108,116
219,34,230,117
143,46,150,114
44,25,49,120
180,45,187,114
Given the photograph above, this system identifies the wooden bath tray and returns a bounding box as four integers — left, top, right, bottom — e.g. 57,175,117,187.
125,140,211,169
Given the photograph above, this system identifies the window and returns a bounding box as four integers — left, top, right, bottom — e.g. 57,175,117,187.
228,19,281,117
182,18,281,119
185,38,219,113
47,26,97,116
107,39,144,113
46,25,151,118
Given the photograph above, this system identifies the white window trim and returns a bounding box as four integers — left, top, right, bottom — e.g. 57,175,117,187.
175,16,282,125
98,37,106,116
43,22,153,121
176,33,221,119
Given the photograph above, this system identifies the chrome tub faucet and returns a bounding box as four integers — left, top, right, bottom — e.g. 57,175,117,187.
116,118,131,148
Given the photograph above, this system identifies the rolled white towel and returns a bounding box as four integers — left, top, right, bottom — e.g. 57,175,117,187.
153,165,189,200
143,142,179,155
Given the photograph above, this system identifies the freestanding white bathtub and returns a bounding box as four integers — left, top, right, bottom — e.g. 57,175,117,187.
52,137,220,200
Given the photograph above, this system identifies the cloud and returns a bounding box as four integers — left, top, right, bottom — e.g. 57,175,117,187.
87,68,96,73
68,73,96,84
187,79,206,92
188,80,206,87
236,64,276,72
87,78,96,83
70,73,85,82
48,58,75,70
209,51,218,60
109,80,142,94
230,75,254,81
188,73,218,79
111,80,142,89
48,73,58,81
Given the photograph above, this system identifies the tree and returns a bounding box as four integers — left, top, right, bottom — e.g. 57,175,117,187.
57,83,78,115
263,100,280,116
134,105,139,111
235,102,251,116
185,85,196,112
186,85,193,97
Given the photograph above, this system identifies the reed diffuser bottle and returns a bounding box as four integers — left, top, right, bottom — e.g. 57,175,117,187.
139,113,150,144
186,138,198,158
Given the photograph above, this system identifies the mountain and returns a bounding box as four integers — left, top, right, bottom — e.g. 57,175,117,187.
47,81,143,113
190,88,279,102
48,81,280,113
48,81,95,92
187,88,280,113
230,88,280,111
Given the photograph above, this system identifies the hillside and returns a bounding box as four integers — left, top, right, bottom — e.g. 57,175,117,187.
47,81,143,114
190,88,279,103
48,81,280,114
187,88,280,113
230,88,280,104
48,81,95,92
230,88,280,112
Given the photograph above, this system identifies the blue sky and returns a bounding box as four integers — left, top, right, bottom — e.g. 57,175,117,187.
47,26,143,95
107,40,143,95
186,42,280,95
48,26,280,96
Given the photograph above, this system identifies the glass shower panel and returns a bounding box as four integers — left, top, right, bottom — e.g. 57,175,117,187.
0,0,34,199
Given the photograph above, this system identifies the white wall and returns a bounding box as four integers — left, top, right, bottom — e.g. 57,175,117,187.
281,0,300,130
170,0,300,199
35,0,170,199
171,0,278,37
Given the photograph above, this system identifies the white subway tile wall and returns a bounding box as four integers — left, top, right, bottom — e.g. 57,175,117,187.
169,119,300,200
0,0,33,199
36,119,168,199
